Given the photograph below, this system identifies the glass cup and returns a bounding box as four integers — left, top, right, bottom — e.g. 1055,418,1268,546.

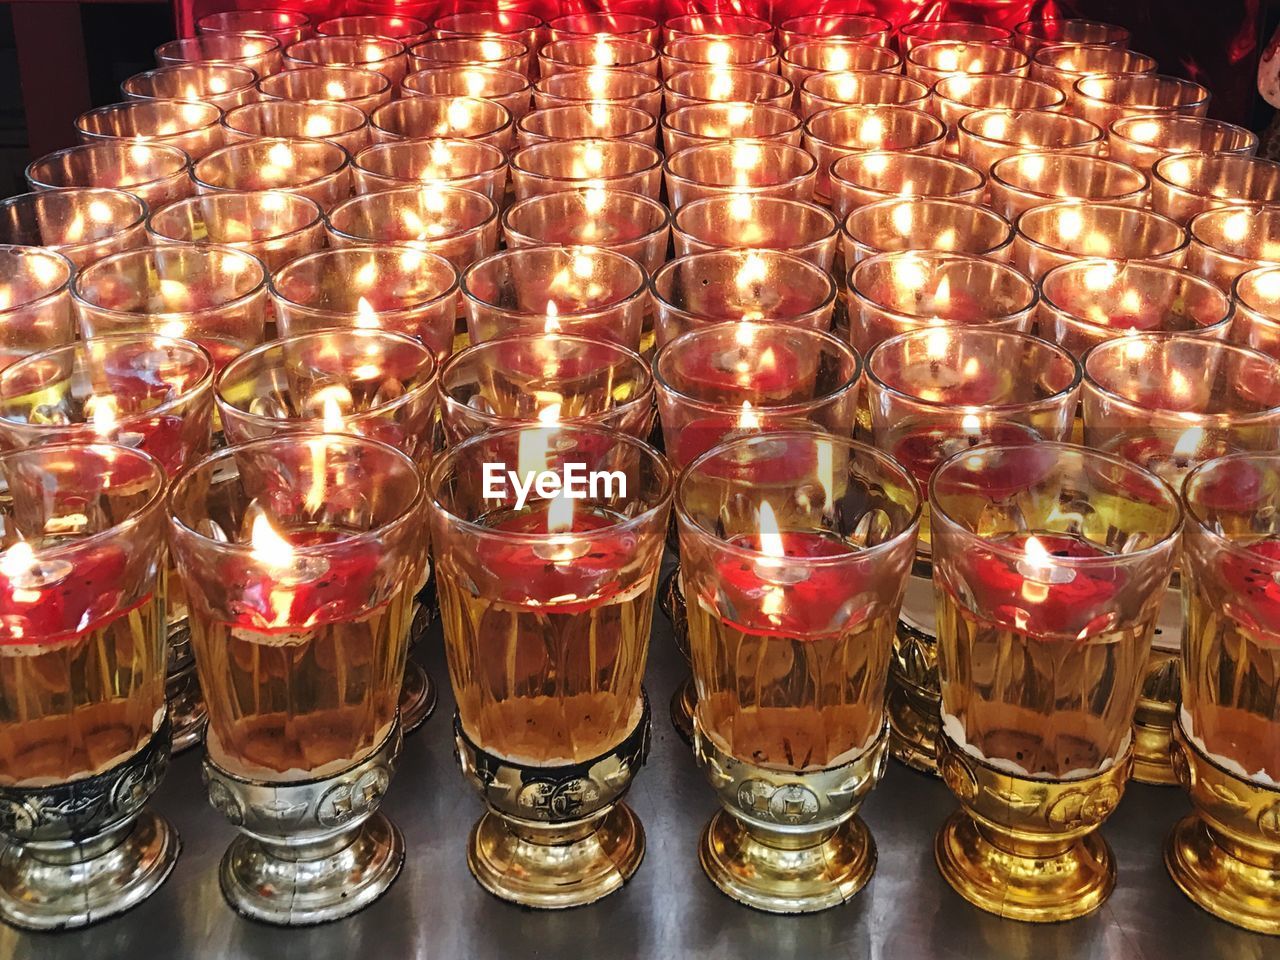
782,40,901,96
664,68,792,113
462,245,647,349
1039,260,1233,358
652,249,836,347
931,75,1065,151
437,334,653,444
931,442,1179,920
829,151,985,221
502,188,669,274
196,8,312,47
325,185,499,278
71,243,267,369
0,334,214,749
170,434,425,924
221,100,370,156
0,443,174,930
0,188,147,269
1152,153,1280,226
1107,115,1258,176
427,424,670,907
661,101,802,155
905,41,1030,90
25,142,193,210
800,71,930,120
778,14,892,50
1072,73,1211,133
352,138,507,199
510,138,662,200
1189,206,1280,290
317,14,428,45
1031,43,1157,98
673,195,838,271
434,10,541,63
147,191,325,274
76,99,224,161
1233,265,1280,359
155,34,283,78
804,106,947,202
664,140,816,207
843,197,1014,266
193,137,351,212
1171,453,1280,934
370,95,513,150
898,20,1013,52
256,65,393,116
537,36,658,77
989,151,1148,220
664,13,773,45
867,326,1079,772
547,12,658,46
401,65,531,121
532,69,664,117
270,244,457,362
662,35,779,77
122,63,258,114
409,36,531,77
1013,200,1188,280
677,430,917,911
284,35,408,86
1013,18,1131,54
0,246,75,367
956,108,1103,177
518,103,657,147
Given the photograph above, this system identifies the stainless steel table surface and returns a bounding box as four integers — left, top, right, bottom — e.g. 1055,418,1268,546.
1,606,1275,960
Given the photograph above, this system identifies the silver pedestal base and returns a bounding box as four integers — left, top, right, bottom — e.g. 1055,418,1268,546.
167,622,207,754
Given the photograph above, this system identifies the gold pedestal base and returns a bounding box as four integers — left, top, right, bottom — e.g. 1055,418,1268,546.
700,810,876,914
670,677,696,745
659,567,696,745
398,659,436,735
1165,722,1280,935
888,569,941,775
887,684,938,775
935,735,1130,923
468,803,645,910
1132,644,1180,786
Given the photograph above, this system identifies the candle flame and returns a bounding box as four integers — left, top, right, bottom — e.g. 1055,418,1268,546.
1057,206,1083,241
250,512,294,568
593,39,612,66
544,300,561,334
355,296,379,328
516,425,553,479
584,186,607,216
827,48,850,72
933,275,952,311
446,98,473,132
735,251,767,290
756,500,786,560
537,402,562,424
1129,120,1160,143
547,488,574,534
737,399,761,430
304,115,335,138
891,201,913,235
707,41,732,66
816,437,834,517
1020,534,1053,604
0,541,36,581
267,141,295,169
962,413,982,437
1223,211,1250,244
1173,426,1205,460
857,115,885,146
1083,261,1119,292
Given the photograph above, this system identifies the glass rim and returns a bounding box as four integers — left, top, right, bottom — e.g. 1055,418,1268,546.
193,136,351,192
1013,17,1132,43
146,189,325,245
401,64,530,98
284,35,407,65
929,439,1183,566
325,184,499,245
1041,257,1232,331
438,333,654,431
990,149,1148,201
76,98,224,140
782,37,902,69
533,71,663,104
842,196,1013,257
866,328,1082,412
268,242,459,314
1152,151,1280,198
371,95,513,140
663,139,816,188
462,243,648,318
848,249,1037,323
830,150,985,196
155,33,282,65
255,64,391,101
0,244,74,313
957,106,1104,148
122,63,258,99
1073,71,1211,110
664,66,793,98
1183,452,1280,549
1189,203,1280,252
547,12,658,32
510,137,663,183
1082,332,1280,423
0,332,214,428
1014,199,1188,259
214,328,438,430
25,141,192,192
801,69,930,109
1032,42,1157,72
197,8,310,29
518,102,658,142
665,12,774,35
502,188,671,246
662,100,802,141
315,14,430,39
71,241,268,320
899,19,1013,41
222,99,368,139
353,137,507,183
905,38,1030,71
932,73,1065,109
676,430,921,566
170,432,425,555
653,320,860,416
0,441,168,559
426,422,673,543
651,249,837,330
0,187,148,252
539,36,658,69
802,104,947,152
779,13,892,37
435,10,543,33
1234,264,1280,323
409,35,530,62
674,194,838,251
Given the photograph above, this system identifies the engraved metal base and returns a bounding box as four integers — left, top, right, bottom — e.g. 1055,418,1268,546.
203,722,404,926
1165,721,1280,935
935,734,1130,923
0,720,178,930
1132,590,1183,786
670,677,696,745
693,721,889,913
888,569,940,775
399,658,437,736
454,693,651,909
659,567,696,744
166,622,207,754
